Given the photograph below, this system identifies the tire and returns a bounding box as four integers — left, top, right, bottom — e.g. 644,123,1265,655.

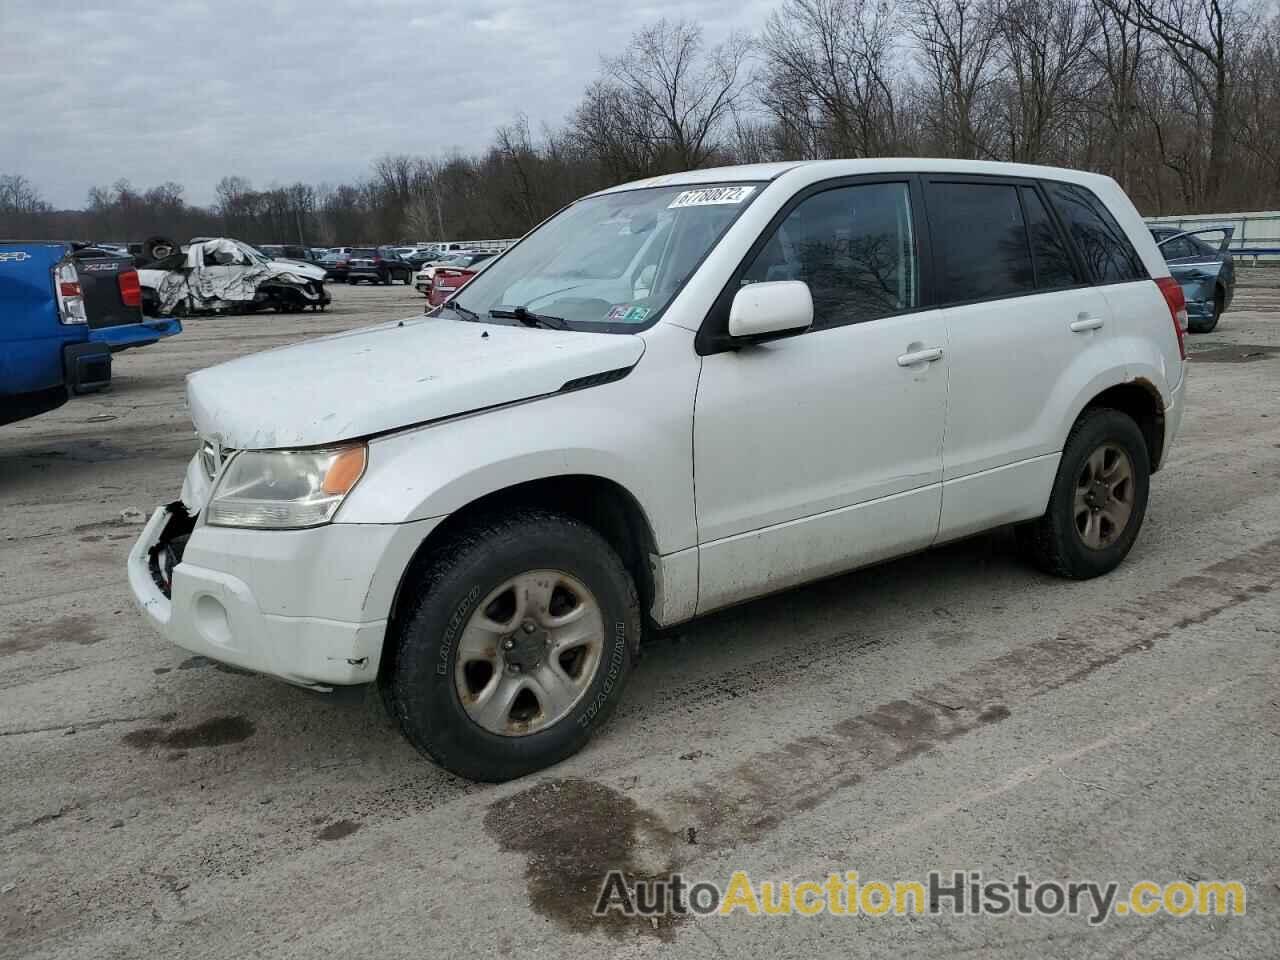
1018,408,1150,579
384,509,640,781
1188,288,1223,334
142,235,178,263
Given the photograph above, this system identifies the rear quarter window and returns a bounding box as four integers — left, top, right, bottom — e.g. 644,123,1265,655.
1044,182,1146,284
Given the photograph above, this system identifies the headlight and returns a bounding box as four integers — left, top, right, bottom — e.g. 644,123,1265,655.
206,444,367,529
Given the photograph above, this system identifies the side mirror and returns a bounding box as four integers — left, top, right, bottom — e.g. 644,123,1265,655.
728,280,813,339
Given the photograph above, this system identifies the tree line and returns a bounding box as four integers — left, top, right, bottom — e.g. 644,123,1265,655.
4,0,1279,246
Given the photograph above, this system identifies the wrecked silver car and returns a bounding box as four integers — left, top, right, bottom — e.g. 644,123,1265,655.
137,238,331,316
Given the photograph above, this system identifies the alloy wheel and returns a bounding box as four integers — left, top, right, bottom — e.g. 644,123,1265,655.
1073,443,1135,549
454,570,604,736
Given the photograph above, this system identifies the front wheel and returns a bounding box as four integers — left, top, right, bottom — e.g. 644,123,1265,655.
384,509,639,781
1018,408,1150,579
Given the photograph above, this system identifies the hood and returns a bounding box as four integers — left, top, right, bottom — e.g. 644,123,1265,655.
269,258,326,280
187,315,646,449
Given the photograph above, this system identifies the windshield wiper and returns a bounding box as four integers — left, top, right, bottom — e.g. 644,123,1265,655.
489,306,569,330
441,301,480,322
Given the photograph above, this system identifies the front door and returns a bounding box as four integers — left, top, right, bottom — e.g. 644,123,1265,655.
693,179,948,615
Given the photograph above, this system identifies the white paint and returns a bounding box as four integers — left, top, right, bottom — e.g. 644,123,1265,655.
186,318,646,449
693,310,948,614
131,157,1186,687
936,286,1118,534
727,281,812,338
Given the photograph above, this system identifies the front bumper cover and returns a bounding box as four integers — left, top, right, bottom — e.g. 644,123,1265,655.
128,503,441,687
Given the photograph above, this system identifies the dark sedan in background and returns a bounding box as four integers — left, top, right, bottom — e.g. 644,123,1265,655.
345,247,415,284
1149,226,1236,334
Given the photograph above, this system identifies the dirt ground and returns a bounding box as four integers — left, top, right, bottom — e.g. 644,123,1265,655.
2,276,1278,958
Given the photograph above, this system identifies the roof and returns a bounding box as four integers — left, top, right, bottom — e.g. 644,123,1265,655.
593,157,1114,196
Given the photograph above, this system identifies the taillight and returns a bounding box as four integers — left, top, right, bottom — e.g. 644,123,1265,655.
1155,276,1188,360
118,269,142,307
54,260,87,324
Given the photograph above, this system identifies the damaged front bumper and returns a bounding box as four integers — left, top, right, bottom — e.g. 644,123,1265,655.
128,501,440,688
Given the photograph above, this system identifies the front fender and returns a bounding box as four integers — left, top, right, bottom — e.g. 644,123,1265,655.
337,327,701,554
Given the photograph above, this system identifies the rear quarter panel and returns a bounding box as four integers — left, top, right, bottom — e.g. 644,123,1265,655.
1086,177,1185,400
0,243,85,396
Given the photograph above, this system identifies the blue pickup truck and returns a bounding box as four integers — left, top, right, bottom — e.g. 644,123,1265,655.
1,242,181,426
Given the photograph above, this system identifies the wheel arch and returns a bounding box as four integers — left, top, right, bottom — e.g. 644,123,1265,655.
1079,379,1166,472
379,474,660,685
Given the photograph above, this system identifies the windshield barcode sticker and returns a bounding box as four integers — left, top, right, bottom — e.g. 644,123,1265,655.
668,186,756,208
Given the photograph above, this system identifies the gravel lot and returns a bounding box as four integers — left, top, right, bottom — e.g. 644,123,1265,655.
3,276,1278,958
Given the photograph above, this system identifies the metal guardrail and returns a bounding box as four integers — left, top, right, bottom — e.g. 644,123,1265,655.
1229,247,1280,265
1146,210,1280,264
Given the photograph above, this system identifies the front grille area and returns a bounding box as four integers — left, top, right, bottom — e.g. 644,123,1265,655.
199,439,236,480
147,502,196,599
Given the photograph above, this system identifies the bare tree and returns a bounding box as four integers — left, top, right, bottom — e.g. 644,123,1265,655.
572,79,665,180
910,0,1004,158
993,0,1096,162
0,174,52,237
1234,12,1280,202
1096,0,1254,205
601,19,753,170
1085,0,1148,192
759,0,905,158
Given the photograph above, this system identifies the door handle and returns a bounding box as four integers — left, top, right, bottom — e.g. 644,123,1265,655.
1070,316,1105,332
897,347,944,367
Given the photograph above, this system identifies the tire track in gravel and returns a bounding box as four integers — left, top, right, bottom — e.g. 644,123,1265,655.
487,535,1280,937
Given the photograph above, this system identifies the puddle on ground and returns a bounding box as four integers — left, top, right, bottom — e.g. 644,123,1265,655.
485,778,680,940
0,614,103,655
122,715,256,749
315,819,363,841
1187,342,1279,363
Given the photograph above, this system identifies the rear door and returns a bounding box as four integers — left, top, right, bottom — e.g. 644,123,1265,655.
925,177,1116,541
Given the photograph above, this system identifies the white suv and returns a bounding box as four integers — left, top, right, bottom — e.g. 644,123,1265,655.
129,159,1188,781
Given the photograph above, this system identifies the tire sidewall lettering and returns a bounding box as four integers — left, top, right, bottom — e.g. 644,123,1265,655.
437,584,481,677
579,620,628,728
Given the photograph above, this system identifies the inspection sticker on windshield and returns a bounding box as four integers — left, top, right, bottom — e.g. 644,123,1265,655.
668,186,756,208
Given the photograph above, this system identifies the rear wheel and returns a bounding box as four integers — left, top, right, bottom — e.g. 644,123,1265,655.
384,510,639,781
1188,288,1223,334
1019,408,1150,579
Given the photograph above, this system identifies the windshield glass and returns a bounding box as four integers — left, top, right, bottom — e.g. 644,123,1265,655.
235,241,271,264
450,183,759,330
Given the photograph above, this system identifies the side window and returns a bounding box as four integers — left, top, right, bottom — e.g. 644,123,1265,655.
1020,187,1079,289
740,182,917,329
1159,236,1194,260
1188,236,1217,258
1044,182,1146,283
927,181,1034,303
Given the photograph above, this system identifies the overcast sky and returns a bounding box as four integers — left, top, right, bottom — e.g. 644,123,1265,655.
0,0,776,209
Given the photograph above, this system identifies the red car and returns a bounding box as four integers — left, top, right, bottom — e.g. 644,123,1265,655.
427,264,482,307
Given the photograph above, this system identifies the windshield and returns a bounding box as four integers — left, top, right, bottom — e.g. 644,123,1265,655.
450,182,759,331
235,241,272,264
